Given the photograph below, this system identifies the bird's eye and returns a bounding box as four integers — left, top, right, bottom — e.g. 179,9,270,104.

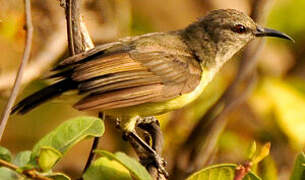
232,24,247,34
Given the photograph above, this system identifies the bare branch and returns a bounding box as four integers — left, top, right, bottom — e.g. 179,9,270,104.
82,112,103,175
0,0,120,93
0,0,33,141
64,0,94,55
0,1,67,93
60,0,95,177
0,29,67,93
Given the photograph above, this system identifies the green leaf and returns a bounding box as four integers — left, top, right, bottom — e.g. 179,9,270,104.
252,143,271,165
248,141,257,160
115,152,152,180
0,146,12,162
37,146,62,172
0,168,18,180
31,116,104,171
290,152,305,180
186,164,261,180
95,150,152,180
13,151,32,167
47,172,71,180
83,157,132,180
258,157,278,180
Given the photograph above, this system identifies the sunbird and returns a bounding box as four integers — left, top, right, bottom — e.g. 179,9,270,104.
12,9,293,172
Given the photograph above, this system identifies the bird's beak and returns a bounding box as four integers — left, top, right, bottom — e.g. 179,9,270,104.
255,26,295,42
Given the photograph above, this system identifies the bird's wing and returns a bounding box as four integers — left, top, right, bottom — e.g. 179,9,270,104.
71,49,202,111
53,41,130,70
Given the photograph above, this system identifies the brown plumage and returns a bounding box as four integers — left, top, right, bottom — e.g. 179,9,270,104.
12,9,293,123
60,32,202,111
13,31,202,113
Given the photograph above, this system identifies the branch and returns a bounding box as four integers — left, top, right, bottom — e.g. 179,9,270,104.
60,0,95,176
171,0,274,177
138,120,167,180
107,116,167,180
0,1,67,93
0,30,66,93
64,0,94,55
82,112,103,174
0,0,33,141
62,1,165,179
0,159,52,180
0,0,121,93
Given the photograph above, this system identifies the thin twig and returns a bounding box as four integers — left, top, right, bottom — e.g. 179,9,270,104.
0,0,33,141
64,0,94,55
83,137,100,170
0,0,120,92
0,28,66,92
82,112,103,174
65,0,75,55
61,0,95,176
0,159,52,180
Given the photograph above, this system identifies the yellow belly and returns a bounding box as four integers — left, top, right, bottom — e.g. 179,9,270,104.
105,68,217,118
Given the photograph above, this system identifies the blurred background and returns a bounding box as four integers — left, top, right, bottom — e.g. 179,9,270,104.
0,0,304,179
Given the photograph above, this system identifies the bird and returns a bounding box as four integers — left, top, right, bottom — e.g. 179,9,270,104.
12,9,293,174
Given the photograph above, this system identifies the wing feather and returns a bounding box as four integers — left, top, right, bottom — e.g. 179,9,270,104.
72,53,148,81
72,50,201,111
79,70,155,91
53,42,129,70
51,34,202,111
74,84,163,111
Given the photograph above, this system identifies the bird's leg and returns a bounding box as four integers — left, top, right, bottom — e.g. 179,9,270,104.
137,116,167,179
124,131,168,178
121,116,168,178
136,116,163,153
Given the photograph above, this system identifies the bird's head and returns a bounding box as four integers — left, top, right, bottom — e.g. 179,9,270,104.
198,9,293,61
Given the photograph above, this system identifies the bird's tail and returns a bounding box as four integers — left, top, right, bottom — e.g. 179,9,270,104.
11,78,77,114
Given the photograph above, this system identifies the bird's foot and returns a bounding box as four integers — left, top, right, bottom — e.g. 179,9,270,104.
123,131,168,178
137,116,160,126
140,151,168,178
114,117,121,129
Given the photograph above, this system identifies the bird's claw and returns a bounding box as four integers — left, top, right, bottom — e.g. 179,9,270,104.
140,152,168,178
137,116,160,126
155,154,169,178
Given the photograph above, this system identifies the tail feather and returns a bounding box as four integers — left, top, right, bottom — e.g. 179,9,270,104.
11,78,77,114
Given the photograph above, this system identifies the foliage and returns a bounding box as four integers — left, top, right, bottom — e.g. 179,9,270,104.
83,157,132,180
93,150,152,180
83,150,153,180
290,152,305,180
0,116,106,179
186,164,260,180
0,115,303,180
0,146,12,162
